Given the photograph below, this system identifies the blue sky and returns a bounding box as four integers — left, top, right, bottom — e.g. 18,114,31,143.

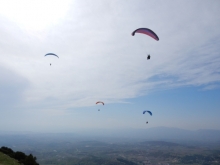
0,0,220,132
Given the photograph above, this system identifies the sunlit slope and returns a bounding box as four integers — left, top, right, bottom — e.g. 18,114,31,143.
0,152,20,165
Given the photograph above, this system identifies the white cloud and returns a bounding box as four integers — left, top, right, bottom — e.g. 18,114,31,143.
0,0,219,111
0,0,72,31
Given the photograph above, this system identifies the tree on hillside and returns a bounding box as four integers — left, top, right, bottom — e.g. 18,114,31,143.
23,154,39,165
0,146,39,165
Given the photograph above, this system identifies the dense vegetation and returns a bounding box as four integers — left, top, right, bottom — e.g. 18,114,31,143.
0,146,39,165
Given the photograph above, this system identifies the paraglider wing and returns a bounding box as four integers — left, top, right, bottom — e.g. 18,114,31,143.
96,101,104,105
147,110,152,116
143,110,152,116
132,28,159,41
45,53,59,58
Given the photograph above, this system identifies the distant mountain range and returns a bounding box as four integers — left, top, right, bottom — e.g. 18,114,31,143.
74,127,220,144
1,127,220,145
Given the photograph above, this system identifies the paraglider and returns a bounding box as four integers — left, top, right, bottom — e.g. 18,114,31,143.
143,110,152,124
143,110,152,115
45,53,59,58
45,53,59,66
132,28,159,61
96,101,104,111
132,28,159,41
96,101,104,105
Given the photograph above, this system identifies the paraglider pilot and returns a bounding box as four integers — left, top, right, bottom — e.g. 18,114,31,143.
147,54,150,60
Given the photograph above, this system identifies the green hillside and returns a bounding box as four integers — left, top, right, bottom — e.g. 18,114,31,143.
0,152,20,165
